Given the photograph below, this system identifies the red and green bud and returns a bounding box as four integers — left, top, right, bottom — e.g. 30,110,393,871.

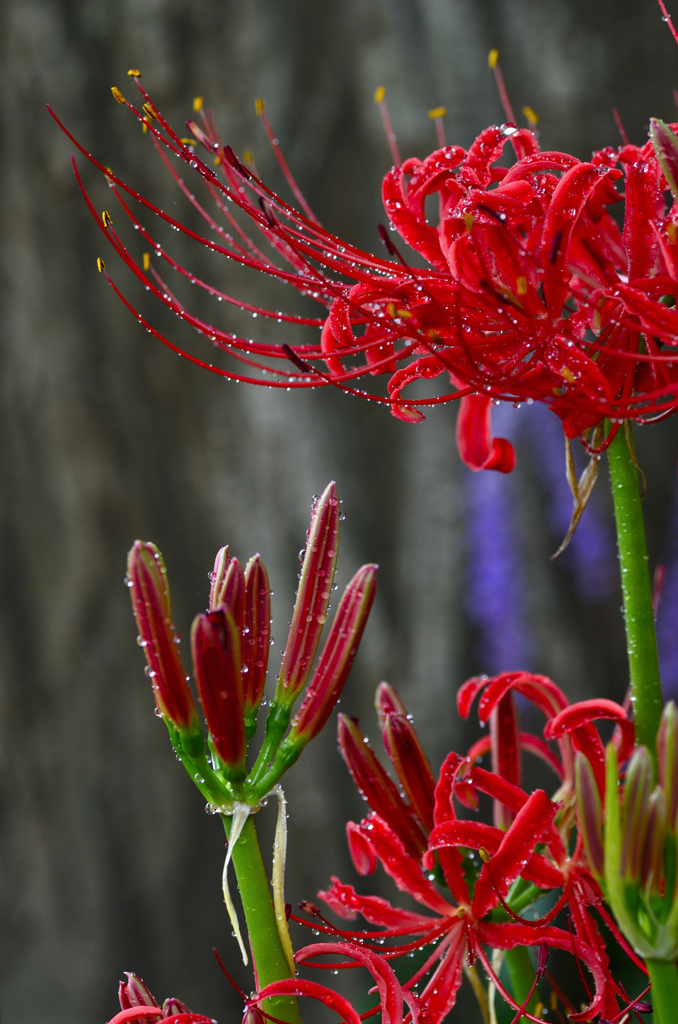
127,542,201,738
161,998,191,1017
209,545,231,610
213,557,245,632
276,481,340,703
191,607,247,781
376,684,435,833
604,734,678,960
575,752,604,878
651,118,678,201
620,746,653,885
242,554,271,726
337,713,426,858
658,700,678,831
375,682,406,723
119,973,159,1024
286,565,377,746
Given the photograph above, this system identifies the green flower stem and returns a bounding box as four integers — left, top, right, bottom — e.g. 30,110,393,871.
224,814,301,1024
647,958,678,1024
607,426,663,753
505,946,539,1022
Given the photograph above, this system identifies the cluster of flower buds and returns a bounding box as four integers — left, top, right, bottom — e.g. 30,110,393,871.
113,972,212,1024
127,482,377,810
577,701,678,960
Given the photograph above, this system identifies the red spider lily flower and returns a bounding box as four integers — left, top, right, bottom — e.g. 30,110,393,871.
127,484,377,807
52,83,678,474
310,674,639,1022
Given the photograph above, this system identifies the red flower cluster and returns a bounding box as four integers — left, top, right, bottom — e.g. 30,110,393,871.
52,80,678,472
294,674,644,1023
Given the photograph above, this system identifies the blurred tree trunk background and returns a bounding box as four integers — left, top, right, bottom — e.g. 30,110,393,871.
1,1,678,1021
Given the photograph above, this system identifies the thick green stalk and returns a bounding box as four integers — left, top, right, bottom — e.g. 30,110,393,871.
607,427,663,752
505,947,539,1022
225,814,301,1024
647,958,678,1024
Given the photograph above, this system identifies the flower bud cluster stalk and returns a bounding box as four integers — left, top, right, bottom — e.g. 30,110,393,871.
577,703,678,1024
127,482,377,1018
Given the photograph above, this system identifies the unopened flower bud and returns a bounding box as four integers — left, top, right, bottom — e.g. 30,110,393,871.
209,546,230,610
191,607,246,780
651,118,678,201
621,746,653,884
127,542,202,749
162,997,191,1016
242,554,271,727
286,564,377,746
378,693,435,833
119,973,159,1018
214,557,245,633
575,752,604,878
275,482,340,703
658,700,678,831
337,714,426,858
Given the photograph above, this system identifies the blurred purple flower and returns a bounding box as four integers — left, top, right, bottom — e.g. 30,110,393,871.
522,403,616,605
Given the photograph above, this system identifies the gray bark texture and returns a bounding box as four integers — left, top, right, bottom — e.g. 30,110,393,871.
1,1,678,1021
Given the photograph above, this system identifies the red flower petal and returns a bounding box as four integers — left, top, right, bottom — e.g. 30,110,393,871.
471,789,557,918
456,394,516,473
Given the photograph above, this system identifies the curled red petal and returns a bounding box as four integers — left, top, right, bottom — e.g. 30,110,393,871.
295,942,403,1024
471,789,558,918
456,394,516,473
252,980,362,1024
106,1011,163,1024
544,698,629,739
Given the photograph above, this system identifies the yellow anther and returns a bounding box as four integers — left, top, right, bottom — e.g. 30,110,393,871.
255,98,265,117
387,301,397,318
488,49,499,69
516,275,527,296
550,992,558,1011
101,210,113,228
523,105,539,125
142,120,148,133
669,222,678,243
561,366,576,384
214,155,222,166
143,252,151,271
111,86,126,104
243,150,254,165
427,329,440,341
179,138,196,146
104,166,114,184
396,308,412,319
428,106,447,120
534,1003,544,1019
127,69,141,78
464,212,474,232
96,257,106,272
374,86,386,104
193,96,203,112
479,848,491,863
456,906,466,918
142,102,158,120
